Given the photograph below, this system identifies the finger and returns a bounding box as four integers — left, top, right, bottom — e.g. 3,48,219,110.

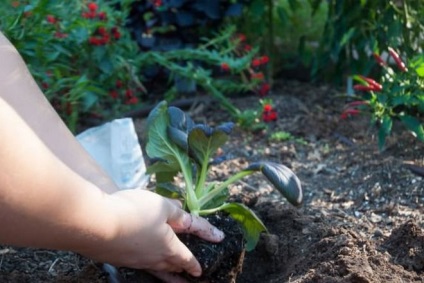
164,225,202,277
169,211,224,243
147,270,189,283
167,198,183,209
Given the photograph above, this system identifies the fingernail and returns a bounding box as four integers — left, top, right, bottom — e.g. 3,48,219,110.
214,227,225,240
192,269,202,277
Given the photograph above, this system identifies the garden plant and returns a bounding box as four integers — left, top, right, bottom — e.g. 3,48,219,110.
342,47,424,150
145,100,303,282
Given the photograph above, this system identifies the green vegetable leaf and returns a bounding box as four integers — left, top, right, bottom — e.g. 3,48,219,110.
188,123,234,165
145,101,187,176
167,106,195,151
156,182,183,199
245,162,303,206
220,202,267,251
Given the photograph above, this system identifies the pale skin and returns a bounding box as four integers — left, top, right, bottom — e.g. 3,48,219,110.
0,31,224,282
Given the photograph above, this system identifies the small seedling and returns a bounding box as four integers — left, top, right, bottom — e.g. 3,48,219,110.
145,101,303,250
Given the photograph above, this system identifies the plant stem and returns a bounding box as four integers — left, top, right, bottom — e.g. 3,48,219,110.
195,150,211,198
175,153,200,215
199,170,254,208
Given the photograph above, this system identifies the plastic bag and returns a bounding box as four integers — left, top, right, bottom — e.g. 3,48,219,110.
76,118,149,190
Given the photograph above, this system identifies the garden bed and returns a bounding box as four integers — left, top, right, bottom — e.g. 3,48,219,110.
0,80,423,282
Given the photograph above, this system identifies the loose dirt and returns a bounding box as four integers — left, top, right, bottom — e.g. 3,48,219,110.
0,80,423,283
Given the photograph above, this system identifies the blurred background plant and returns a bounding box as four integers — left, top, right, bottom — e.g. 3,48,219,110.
341,48,424,150
0,0,267,132
1,0,422,145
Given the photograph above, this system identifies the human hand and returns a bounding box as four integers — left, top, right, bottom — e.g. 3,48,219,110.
78,189,224,278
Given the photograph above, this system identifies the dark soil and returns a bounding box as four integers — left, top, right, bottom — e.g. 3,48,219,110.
0,80,423,283
179,214,245,283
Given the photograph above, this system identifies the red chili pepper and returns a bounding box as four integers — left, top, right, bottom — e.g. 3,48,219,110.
372,53,386,67
346,100,369,108
353,84,381,92
340,109,360,120
388,47,408,72
358,76,383,91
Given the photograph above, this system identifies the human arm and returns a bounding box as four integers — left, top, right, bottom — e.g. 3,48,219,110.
0,31,118,194
0,97,223,276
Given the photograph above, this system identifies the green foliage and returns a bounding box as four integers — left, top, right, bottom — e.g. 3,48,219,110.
237,0,328,78
145,101,303,250
343,50,424,150
312,0,424,84
0,1,266,132
1,0,142,131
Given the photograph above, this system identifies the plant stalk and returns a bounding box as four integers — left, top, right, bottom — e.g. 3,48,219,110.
199,170,254,208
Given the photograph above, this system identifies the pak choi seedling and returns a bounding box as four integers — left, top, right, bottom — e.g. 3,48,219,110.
145,101,303,250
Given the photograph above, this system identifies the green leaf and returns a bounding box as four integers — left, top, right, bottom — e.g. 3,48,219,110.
246,162,303,206
156,182,183,199
188,123,234,165
378,115,392,150
166,106,194,151
400,115,424,142
145,101,188,175
220,202,267,252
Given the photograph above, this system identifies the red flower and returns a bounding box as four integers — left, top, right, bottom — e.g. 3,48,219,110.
258,83,270,96
153,0,162,7
238,34,246,42
82,11,96,19
251,72,264,81
88,2,98,12
125,89,134,98
41,82,49,89
54,32,68,39
221,63,230,72
243,44,252,52
111,27,121,40
262,104,278,122
252,58,262,67
98,11,107,20
126,96,139,105
109,90,119,99
260,56,269,64
98,27,107,36
263,104,273,112
46,15,56,24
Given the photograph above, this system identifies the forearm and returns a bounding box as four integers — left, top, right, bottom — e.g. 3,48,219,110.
0,98,115,251
0,31,118,194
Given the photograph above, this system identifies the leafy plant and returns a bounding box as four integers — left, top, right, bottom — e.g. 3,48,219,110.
311,0,424,84
0,0,142,131
341,48,424,149
145,101,303,250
